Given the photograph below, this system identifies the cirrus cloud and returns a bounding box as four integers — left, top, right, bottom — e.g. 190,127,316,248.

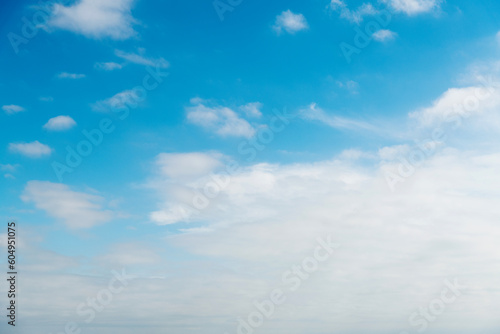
2,104,25,115
21,181,113,229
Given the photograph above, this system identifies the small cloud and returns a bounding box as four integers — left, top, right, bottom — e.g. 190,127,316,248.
9,141,52,158
4,174,15,179
57,72,86,79
300,103,375,131
155,152,223,179
2,105,25,115
47,0,137,40
0,164,19,172
382,0,442,15
239,102,263,118
43,115,77,131
372,29,397,42
115,49,169,68
330,0,378,23
95,62,123,71
92,89,140,112
273,10,309,35
186,100,256,138
39,96,54,102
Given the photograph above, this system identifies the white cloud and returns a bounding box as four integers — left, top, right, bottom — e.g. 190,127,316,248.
383,0,442,15
43,115,77,131
330,0,378,23
409,85,500,127
115,49,169,68
300,103,376,131
57,72,86,79
92,89,140,112
139,133,500,332
95,62,123,71
239,102,263,118
186,101,256,138
0,164,19,172
2,104,25,114
9,141,52,158
148,152,225,225
372,29,397,42
155,152,223,179
21,181,113,229
273,10,309,35
39,96,54,102
48,0,136,40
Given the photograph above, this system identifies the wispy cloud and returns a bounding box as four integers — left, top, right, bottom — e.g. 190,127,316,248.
186,100,256,138
39,96,54,102
329,0,378,23
336,79,360,94
57,72,86,79
22,181,113,229
0,164,19,172
92,89,140,112
2,104,25,115
300,103,376,131
8,141,52,158
43,115,77,131
115,49,169,68
239,102,263,118
94,62,123,71
48,0,136,40
273,10,309,35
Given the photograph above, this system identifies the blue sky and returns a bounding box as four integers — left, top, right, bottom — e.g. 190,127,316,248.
1,0,500,333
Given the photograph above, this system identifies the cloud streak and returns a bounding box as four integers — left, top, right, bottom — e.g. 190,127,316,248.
22,181,113,229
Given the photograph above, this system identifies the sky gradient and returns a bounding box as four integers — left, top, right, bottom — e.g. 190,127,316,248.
1,0,500,333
